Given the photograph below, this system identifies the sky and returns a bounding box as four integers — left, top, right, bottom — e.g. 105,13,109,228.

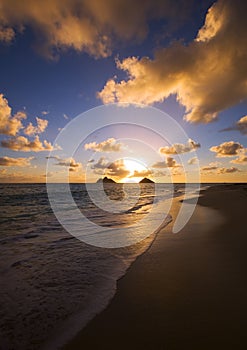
0,0,247,183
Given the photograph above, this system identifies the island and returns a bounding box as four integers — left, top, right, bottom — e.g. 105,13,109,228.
96,177,116,183
139,177,154,183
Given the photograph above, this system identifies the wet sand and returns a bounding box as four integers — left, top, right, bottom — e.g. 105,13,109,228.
64,184,247,350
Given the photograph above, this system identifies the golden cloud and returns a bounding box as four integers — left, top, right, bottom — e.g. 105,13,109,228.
0,94,26,136
159,139,200,155
1,135,58,152
0,0,190,59
210,141,244,157
84,138,123,152
24,117,48,136
98,0,247,123
0,156,33,167
231,155,247,164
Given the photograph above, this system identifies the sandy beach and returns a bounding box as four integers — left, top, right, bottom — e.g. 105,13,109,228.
64,184,247,350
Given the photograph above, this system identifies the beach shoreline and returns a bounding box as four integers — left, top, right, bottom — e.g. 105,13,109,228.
64,184,247,350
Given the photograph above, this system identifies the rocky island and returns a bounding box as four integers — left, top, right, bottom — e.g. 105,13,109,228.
96,177,116,183
139,177,154,183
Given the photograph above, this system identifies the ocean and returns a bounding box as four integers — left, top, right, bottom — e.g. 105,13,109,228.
0,183,192,349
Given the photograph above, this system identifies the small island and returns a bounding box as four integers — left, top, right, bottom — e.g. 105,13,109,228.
96,177,116,183
139,177,154,183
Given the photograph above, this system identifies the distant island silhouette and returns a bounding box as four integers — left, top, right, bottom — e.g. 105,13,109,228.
139,177,154,183
96,177,116,183
96,177,154,184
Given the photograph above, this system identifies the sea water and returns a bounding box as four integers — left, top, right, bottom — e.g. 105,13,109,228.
0,183,187,349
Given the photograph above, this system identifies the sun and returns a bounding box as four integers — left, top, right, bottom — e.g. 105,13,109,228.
120,158,148,183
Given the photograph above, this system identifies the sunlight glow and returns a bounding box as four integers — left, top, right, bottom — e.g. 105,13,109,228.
121,158,148,183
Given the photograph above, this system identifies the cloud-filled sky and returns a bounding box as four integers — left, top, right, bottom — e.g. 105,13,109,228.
0,0,246,183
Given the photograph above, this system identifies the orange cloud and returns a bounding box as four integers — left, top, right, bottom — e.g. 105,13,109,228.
1,135,58,152
0,94,26,135
231,155,247,164
98,1,247,123
24,117,48,135
0,156,33,167
210,141,244,157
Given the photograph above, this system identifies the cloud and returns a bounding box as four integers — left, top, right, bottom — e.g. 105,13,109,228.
153,170,167,177
63,113,69,120
152,156,180,168
106,159,130,179
46,156,82,172
221,115,247,135
217,167,240,174
159,139,200,155
231,155,247,164
0,0,192,59
188,157,198,165
56,157,82,172
24,117,48,135
129,169,153,178
1,135,58,152
201,165,218,172
201,161,223,173
0,94,26,135
0,156,33,167
210,141,244,157
46,155,60,160
201,161,241,174
0,26,15,43
235,116,247,135
91,157,129,179
91,157,109,169
98,0,247,123
84,138,123,152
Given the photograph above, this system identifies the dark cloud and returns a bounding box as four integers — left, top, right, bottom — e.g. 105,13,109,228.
0,0,194,59
220,116,247,135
